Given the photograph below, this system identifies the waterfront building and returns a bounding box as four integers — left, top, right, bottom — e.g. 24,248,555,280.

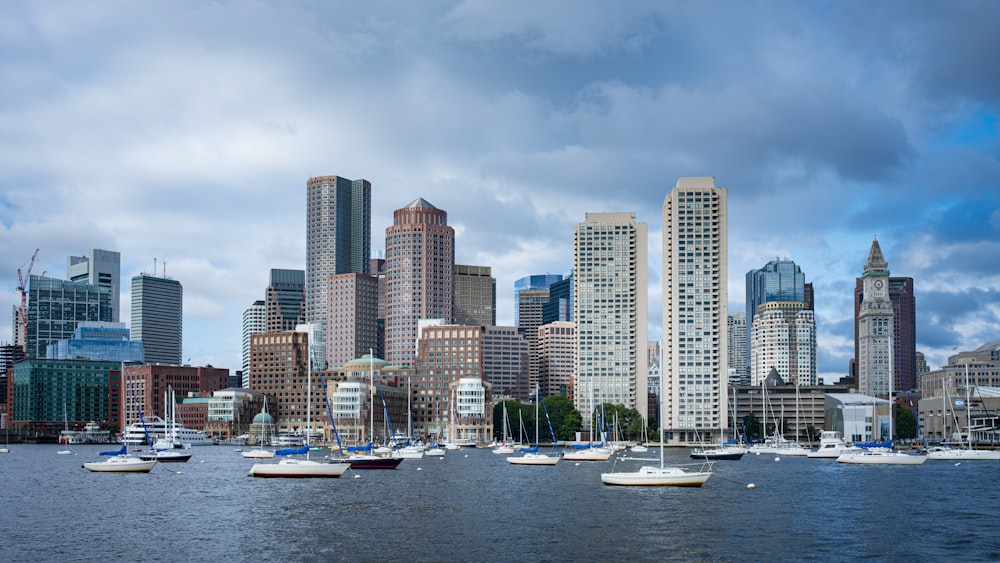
204,388,266,440
854,272,916,392
120,363,230,430
10,359,123,437
750,302,817,386
46,321,143,363
66,249,121,323
385,198,455,366
242,300,266,386
26,275,113,360
727,313,748,385
266,269,305,332
325,354,410,445
731,376,854,444
482,325,529,402
305,175,372,354
451,376,493,444
325,273,379,368
411,324,481,440
246,331,326,437
537,321,576,400
131,273,183,365
918,343,1000,445
821,393,891,444
662,177,728,444
855,237,894,397
514,275,563,325
542,274,573,325
454,265,496,326
574,212,648,429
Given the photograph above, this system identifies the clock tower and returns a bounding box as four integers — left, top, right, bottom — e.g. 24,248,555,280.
857,236,894,398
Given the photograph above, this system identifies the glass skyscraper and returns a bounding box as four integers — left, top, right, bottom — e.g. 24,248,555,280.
131,274,183,365
25,275,113,359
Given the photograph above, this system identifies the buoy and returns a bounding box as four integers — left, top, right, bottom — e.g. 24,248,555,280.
755,451,760,456
575,463,580,466
747,483,756,489
774,457,781,462
200,460,205,463
353,474,361,479
955,462,961,467
417,467,422,471
175,471,183,475
464,454,468,458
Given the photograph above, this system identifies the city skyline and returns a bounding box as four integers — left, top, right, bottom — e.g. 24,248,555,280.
2,3,999,381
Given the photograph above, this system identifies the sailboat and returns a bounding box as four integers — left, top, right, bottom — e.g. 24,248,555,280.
57,404,73,455
84,366,157,473
837,338,926,465
248,346,350,478
492,402,515,455
345,351,403,469
140,387,192,462
927,361,1000,461
564,398,612,461
242,397,275,459
507,387,561,465
601,353,712,485
1,413,10,454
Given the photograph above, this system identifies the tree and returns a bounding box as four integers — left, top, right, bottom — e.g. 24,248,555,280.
541,396,581,442
743,413,763,442
895,404,918,442
493,400,534,442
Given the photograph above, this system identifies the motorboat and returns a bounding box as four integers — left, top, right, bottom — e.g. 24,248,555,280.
690,444,746,461
808,431,861,459
120,417,213,447
925,446,1000,461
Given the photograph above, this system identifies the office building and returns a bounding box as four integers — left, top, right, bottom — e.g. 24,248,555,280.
325,273,380,368
482,325,529,401
25,275,113,360
574,212,648,428
542,274,574,325
411,324,482,440
121,363,230,429
662,177,728,444
305,175,372,345
854,273,916,392
10,359,123,437
46,321,143,363
727,313,748,385
66,249,121,322
514,275,563,325
131,274,183,365
745,259,811,372
266,269,305,332
385,198,454,366
538,321,576,400
454,265,496,326
750,302,817,386
246,331,325,436
855,237,896,397
242,300,266,386
518,287,549,393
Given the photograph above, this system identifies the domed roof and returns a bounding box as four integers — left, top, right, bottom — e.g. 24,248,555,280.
343,354,389,369
252,411,275,424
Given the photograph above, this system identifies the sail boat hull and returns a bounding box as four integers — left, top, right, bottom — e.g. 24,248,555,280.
601,465,711,486
925,448,1000,461
836,452,926,465
506,453,560,465
249,459,351,477
83,456,157,473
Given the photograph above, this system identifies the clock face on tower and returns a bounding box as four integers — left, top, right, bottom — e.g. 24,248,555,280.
875,280,884,289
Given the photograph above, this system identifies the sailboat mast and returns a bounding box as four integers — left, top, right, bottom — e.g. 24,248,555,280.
965,361,972,449
369,349,375,446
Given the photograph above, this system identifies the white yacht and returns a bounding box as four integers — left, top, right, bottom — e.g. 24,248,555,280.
808,431,861,459
120,417,214,447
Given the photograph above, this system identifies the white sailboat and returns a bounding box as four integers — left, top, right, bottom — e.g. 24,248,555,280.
492,402,515,455
927,361,1000,461
837,340,926,465
57,405,73,455
84,367,157,473
249,346,350,478
242,397,275,459
602,351,712,486
141,387,192,462
507,388,561,466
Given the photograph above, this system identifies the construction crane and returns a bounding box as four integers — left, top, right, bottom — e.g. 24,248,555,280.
15,249,39,352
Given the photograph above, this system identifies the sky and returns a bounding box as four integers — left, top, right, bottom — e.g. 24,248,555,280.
2,1,999,383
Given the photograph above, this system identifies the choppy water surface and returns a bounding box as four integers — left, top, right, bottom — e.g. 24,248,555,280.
2,445,999,562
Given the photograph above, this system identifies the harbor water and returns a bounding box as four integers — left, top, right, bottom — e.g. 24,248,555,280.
2,444,999,562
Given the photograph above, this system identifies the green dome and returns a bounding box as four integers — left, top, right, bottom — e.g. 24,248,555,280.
343,354,389,369
252,412,275,424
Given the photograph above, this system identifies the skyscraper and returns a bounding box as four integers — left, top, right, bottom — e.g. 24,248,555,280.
25,275,113,359
326,273,379,368
727,313,747,385
66,249,121,322
513,274,563,324
266,269,305,332
542,274,574,325
746,259,816,386
662,177,728,443
454,265,496,326
385,198,455,366
305,175,372,341
242,300,266,385
854,238,914,394
855,237,894,397
131,274,183,365
574,212,648,426
518,288,550,394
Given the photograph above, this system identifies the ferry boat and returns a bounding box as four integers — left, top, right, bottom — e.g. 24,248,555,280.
120,417,214,447
59,422,113,445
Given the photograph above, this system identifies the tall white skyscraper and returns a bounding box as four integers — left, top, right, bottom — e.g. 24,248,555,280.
727,313,747,385
662,177,728,443
750,302,816,385
573,212,648,427
242,300,266,386
131,274,183,365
